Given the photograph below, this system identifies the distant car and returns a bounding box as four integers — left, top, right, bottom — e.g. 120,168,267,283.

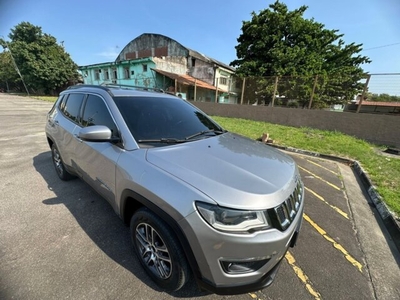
45,84,304,294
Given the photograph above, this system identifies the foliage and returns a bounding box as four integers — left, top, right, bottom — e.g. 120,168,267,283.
240,76,277,105
230,1,371,108
0,51,20,92
213,116,400,218
0,22,79,94
367,92,400,102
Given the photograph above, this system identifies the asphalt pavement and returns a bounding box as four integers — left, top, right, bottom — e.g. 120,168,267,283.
0,93,399,300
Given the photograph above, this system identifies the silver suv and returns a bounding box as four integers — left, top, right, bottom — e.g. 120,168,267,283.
45,84,304,294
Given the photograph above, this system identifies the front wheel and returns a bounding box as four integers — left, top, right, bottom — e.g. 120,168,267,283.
130,208,190,291
51,144,75,181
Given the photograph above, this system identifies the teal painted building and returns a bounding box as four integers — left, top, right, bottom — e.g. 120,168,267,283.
79,57,156,88
78,34,240,103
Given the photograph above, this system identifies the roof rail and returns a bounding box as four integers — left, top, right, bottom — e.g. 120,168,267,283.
66,83,167,96
66,84,110,91
101,83,165,93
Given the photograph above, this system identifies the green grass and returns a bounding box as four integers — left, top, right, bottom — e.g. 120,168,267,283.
213,116,400,218
3,92,57,102
33,96,58,102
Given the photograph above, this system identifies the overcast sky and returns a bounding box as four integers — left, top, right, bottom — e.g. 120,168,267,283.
1,0,399,94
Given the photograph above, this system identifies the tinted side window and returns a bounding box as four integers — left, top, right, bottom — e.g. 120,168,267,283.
82,95,118,137
58,94,67,112
49,95,63,115
63,93,85,123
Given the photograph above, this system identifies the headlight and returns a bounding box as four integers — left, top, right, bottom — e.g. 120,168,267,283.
196,202,270,233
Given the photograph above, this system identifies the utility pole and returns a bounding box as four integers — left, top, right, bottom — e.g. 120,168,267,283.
308,75,318,109
240,78,246,105
271,76,279,107
356,74,371,113
1,38,30,96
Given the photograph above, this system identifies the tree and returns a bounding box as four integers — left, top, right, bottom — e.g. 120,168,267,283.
367,92,400,102
0,51,20,92
0,22,79,94
230,1,371,108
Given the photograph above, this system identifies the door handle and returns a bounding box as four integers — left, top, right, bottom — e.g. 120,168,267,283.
48,119,59,127
74,134,83,142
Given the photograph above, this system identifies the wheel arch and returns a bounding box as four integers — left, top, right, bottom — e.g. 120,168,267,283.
120,189,202,282
46,135,54,149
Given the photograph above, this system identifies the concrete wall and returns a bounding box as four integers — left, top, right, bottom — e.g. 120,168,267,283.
116,33,188,62
191,101,400,148
153,56,187,74
188,59,215,85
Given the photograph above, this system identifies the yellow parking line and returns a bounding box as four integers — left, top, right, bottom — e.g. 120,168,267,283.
303,213,363,273
285,251,321,299
298,166,341,191
306,159,339,176
305,187,349,219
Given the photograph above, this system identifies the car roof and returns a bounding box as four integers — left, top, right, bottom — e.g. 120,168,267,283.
65,84,174,98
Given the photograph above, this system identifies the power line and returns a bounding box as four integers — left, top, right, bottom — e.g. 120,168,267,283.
363,42,400,51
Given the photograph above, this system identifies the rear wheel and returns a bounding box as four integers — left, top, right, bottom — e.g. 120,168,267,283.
130,208,190,291
51,144,75,181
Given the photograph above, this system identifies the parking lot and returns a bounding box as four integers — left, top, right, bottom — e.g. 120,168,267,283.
1,94,399,300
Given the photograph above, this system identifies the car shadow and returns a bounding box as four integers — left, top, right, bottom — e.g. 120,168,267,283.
33,151,208,298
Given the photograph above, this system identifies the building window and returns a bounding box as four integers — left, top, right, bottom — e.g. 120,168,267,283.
219,77,227,85
112,68,118,80
131,70,135,75
124,68,130,79
191,58,196,67
104,69,110,80
94,69,100,80
142,64,148,72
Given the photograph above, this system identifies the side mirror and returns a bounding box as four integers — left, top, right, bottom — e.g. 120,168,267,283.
78,125,119,143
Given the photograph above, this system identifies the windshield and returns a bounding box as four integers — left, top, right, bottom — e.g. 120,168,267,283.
113,96,225,145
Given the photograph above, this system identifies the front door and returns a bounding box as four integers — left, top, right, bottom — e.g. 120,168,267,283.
72,94,122,211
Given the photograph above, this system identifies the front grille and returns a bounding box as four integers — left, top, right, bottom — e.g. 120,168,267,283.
269,179,303,231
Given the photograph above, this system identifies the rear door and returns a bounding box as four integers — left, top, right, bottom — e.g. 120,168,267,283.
53,93,86,169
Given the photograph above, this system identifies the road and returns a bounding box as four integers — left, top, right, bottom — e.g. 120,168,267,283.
1,93,399,300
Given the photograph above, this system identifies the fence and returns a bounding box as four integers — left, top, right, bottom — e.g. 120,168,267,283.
192,101,400,148
192,73,400,147
227,73,400,113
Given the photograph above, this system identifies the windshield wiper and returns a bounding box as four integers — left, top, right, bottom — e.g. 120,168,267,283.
137,138,186,144
185,129,226,140
137,129,227,144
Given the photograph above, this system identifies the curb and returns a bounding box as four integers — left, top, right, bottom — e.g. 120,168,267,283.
268,143,400,253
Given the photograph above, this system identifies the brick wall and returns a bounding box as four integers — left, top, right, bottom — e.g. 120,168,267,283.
191,102,400,148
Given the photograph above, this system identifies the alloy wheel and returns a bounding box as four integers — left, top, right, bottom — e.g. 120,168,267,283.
52,147,63,176
135,223,172,279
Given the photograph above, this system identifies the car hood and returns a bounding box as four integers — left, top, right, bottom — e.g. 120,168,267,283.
146,133,298,209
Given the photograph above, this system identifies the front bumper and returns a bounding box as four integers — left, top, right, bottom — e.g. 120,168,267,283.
197,251,285,295
179,201,304,295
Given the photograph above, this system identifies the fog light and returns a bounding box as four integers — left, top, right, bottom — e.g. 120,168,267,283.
220,258,270,274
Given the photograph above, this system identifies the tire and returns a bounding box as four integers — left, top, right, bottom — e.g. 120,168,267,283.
130,207,190,291
51,144,75,181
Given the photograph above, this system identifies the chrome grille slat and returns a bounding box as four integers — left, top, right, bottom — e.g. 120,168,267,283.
271,180,303,231
287,194,296,219
274,205,290,230
293,188,300,211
